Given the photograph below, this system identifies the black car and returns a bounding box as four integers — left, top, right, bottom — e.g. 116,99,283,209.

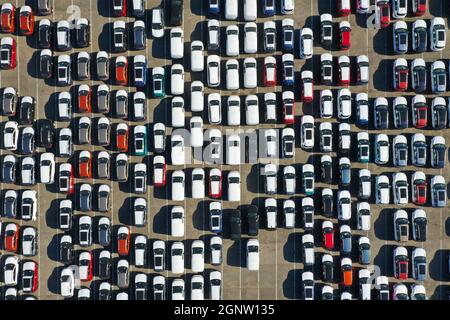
321,58,333,85
133,21,146,50
39,50,53,79
18,97,36,125
322,256,334,283
412,63,427,93
98,251,112,279
413,215,427,242
393,101,408,129
38,119,54,148
432,103,447,129
320,16,333,47
2,155,17,183
75,19,90,48
58,205,73,231
322,190,333,218
247,205,259,236
98,287,111,300
59,237,74,264
321,157,332,184
134,281,147,300
38,20,52,49
413,23,427,53
169,0,183,26
374,103,389,129
229,209,241,241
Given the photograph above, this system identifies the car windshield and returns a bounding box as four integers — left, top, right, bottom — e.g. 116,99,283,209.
154,80,162,91
437,30,445,41
1,50,8,60
399,263,407,274
135,69,143,78
114,33,123,43
360,146,369,156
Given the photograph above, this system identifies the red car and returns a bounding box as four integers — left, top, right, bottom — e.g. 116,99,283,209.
412,96,428,128
153,155,167,187
78,251,93,282
377,1,390,28
339,21,351,50
19,6,34,36
117,226,130,256
412,0,426,16
322,221,334,250
301,71,314,103
78,151,92,179
263,56,277,87
78,84,92,113
22,261,39,293
0,37,17,70
393,58,408,91
412,173,427,205
394,247,409,280
112,0,127,17
4,222,20,253
338,0,351,16
116,123,129,152
282,91,295,124
0,3,15,33
341,258,353,286
115,56,128,85
209,168,222,198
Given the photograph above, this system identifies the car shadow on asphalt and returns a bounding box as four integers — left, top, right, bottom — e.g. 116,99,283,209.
192,200,209,231
226,239,245,268
283,232,301,263
46,234,60,262
282,269,302,299
152,204,170,235
117,196,134,225
47,265,66,294
429,249,448,282
373,244,396,276
372,59,392,91
373,208,394,241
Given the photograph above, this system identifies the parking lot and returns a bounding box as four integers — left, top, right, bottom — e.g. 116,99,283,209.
1,0,450,300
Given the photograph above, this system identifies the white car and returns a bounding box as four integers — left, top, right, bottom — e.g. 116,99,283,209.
246,239,260,271
60,268,75,298
337,190,351,221
319,122,333,152
264,92,277,123
283,199,296,228
133,198,147,227
302,197,314,230
226,135,241,165
171,170,185,201
207,19,220,50
431,61,446,94
299,28,313,59
39,152,55,184
375,134,390,165
190,117,203,148
392,0,407,18
190,40,204,72
171,242,185,274
133,163,147,194
302,234,315,266
191,168,205,199
357,202,371,231
301,70,313,102
170,27,184,59
151,7,164,38
227,171,241,202
208,129,222,162
338,55,351,85
191,240,205,273
359,269,372,300
22,226,38,256
225,59,239,90
243,0,257,21
58,91,72,120
358,169,372,199
170,64,184,95
393,172,409,205
227,95,240,125
244,22,258,53
411,284,427,300
430,17,446,51
431,175,446,208
153,123,166,153
245,95,259,125
376,175,390,204
225,0,238,20
207,55,221,88
171,97,185,128
357,55,370,84
393,96,408,128
264,129,277,158
171,206,185,237
338,124,351,152
226,25,239,56
21,190,37,221
208,93,222,124
190,81,204,112
281,0,295,14
79,251,92,281
190,275,204,300
320,90,333,118
210,271,222,300
3,121,18,150
210,236,223,266
301,115,314,150
337,88,352,119
357,0,370,13
171,134,185,165
263,21,276,52
302,271,314,300
243,58,257,89
265,198,277,229
3,256,19,286
133,92,146,121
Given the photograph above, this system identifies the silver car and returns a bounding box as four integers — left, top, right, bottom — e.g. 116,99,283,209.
77,51,90,80
22,226,38,256
96,85,110,113
78,117,91,145
98,184,111,212
115,153,129,182
97,151,110,179
96,51,109,81
97,117,110,146
115,90,128,118
117,259,129,289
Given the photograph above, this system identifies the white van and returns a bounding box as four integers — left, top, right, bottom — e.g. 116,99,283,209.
207,55,221,88
244,22,258,54
244,0,257,21
226,25,239,56
246,239,260,271
225,0,238,20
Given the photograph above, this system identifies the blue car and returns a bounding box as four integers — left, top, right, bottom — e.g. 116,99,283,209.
282,53,295,86
263,0,275,16
209,202,222,233
208,0,220,15
282,18,294,51
133,55,147,87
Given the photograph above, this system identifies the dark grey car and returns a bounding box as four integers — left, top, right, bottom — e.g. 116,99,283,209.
97,118,110,146
2,155,16,183
1,88,17,116
3,190,18,218
79,184,93,212
97,185,111,213
98,217,111,246
97,152,110,179
133,21,146,50
20,127,35,155
96,85,110,113
115,154,128,182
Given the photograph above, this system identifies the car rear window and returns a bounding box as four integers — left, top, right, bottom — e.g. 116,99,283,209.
1,51,8,60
